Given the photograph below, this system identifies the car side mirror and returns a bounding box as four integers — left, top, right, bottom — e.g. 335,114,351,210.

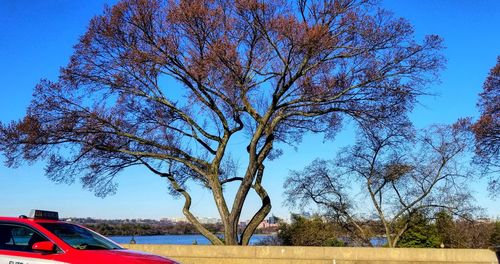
32,241,56,253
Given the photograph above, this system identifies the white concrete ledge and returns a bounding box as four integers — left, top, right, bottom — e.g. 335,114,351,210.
123,244,499,264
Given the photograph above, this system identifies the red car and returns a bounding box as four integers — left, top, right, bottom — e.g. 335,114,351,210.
0,210,179,264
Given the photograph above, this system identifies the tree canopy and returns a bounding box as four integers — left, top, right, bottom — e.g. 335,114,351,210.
0,0,443,245
472,56,500,196
278,214,344,247
395,212,440,248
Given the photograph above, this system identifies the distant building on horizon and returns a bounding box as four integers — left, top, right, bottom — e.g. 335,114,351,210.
197,217,221,224
257,215,281,229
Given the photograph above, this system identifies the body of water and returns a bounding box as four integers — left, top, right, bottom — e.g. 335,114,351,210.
109,234,387,246
109,234,271,245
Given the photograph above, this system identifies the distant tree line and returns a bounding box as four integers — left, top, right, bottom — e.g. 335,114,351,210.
67,218,277,236
67,218,223,236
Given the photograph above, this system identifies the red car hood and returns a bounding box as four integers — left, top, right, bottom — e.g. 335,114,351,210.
74,249,179,264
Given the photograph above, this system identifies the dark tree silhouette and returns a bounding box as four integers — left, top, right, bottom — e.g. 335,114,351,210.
0,0,443,245
472,56,500,196
284,122,477,247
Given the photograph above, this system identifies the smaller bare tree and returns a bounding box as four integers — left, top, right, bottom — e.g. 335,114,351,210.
284,121,478,247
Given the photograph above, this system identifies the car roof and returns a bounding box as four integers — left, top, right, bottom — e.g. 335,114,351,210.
0,216,63,224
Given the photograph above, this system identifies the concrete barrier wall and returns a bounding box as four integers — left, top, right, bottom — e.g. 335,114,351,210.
124,244,499,264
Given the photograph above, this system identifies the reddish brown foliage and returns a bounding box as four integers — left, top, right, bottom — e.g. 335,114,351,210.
472,56,500,194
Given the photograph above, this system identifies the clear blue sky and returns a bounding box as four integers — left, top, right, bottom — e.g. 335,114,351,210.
0,0,498,220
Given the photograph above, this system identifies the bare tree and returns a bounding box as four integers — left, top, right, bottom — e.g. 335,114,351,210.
0,0,443,245
284,122,477,247
472,56,500,196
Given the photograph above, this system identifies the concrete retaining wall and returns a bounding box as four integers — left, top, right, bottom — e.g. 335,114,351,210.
124,244,499,264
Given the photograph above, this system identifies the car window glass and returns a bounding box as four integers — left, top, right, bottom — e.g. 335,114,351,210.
11,226,36,246
0,224,50,252
39,223,121,250
0,225,13,247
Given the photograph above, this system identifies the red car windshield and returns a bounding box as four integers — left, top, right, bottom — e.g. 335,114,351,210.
39,223,122,250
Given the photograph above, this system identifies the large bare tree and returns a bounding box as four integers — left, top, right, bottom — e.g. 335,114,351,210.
472,56,499,196
284,122,477,247
0,0,443,245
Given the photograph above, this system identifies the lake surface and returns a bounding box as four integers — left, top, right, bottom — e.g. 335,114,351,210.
109,234,387,246
109,234,271,245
